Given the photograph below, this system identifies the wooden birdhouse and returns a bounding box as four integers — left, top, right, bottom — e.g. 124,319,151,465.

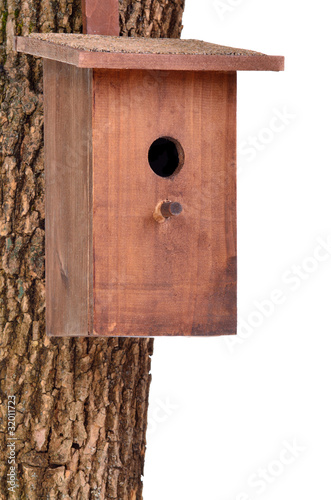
16,34,284,337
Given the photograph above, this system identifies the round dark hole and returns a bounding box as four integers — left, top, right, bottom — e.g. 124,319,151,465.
148,137,183,178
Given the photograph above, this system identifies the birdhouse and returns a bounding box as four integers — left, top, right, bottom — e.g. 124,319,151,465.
16,34,284,337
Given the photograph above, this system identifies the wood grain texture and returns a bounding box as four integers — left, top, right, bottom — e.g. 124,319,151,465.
44,59,93,336
92,69,237,336
82,0,119,35
15,35,285,72
80,52,284,71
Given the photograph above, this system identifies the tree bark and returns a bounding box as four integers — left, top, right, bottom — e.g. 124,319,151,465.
0,1,185,498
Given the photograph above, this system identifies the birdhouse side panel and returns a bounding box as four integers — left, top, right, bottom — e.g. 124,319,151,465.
44,60,93,336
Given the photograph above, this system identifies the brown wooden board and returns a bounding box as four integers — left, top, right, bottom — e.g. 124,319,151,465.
82,0,119,36
15,34,284,72
92,70,237,336
44,59,93,336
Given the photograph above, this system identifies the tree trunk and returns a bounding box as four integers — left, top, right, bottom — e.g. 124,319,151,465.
0,1,185,498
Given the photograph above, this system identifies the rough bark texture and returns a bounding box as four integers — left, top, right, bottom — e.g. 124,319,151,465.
119,0,185,38
0,1,185,499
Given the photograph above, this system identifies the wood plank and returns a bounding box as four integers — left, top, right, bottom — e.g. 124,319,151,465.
92,70,237,336
16,37,81,66
15,35,284,72
79,53,284,71
44,60,93,336
82,0,119,35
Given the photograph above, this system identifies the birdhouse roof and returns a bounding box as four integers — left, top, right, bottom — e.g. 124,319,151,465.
16,34,284,72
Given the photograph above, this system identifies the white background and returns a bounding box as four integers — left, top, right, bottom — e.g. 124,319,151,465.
144,1,331,499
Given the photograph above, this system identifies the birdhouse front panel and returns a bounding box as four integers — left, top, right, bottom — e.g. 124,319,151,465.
92,69,237,336
15,34,284,337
